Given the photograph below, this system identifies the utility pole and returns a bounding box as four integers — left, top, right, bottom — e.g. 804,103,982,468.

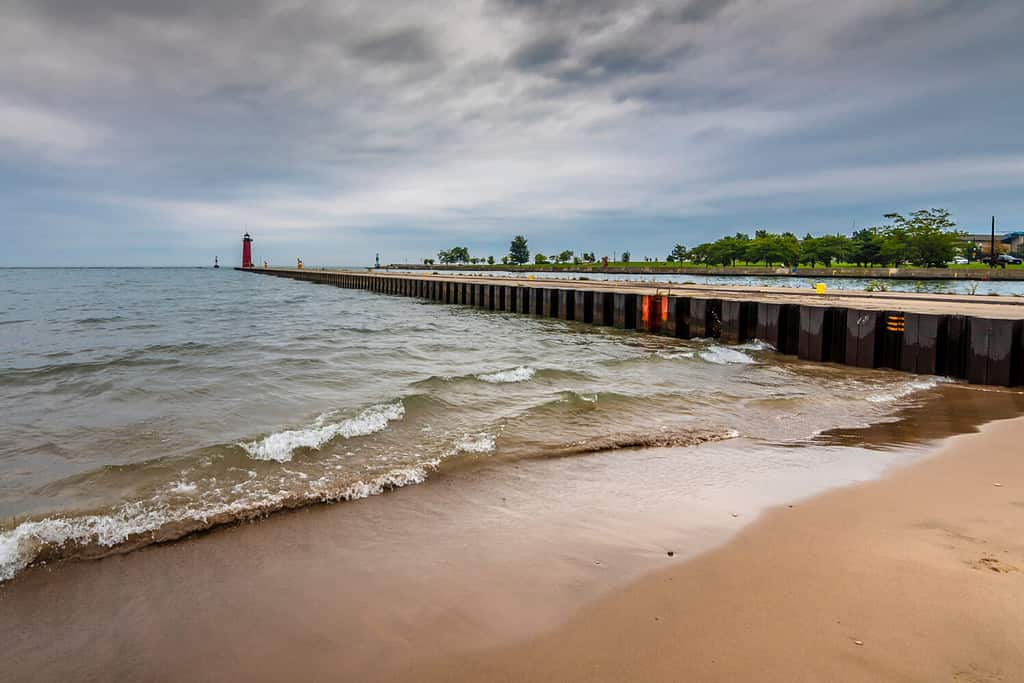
990,216,996,268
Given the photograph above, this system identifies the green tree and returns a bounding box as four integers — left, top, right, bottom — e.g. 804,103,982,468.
743,232,800,267
800,234,849,267
777,232,801,267
669,244,688,262
621,250,631,263
745,230,776,266
487,255,495,265
799,234,819,266
816,235,850,267
705,233,749,266
877,224,907,265
534,253,549,264
558,249,574,263
509,235,530,265
688,243,712,266
438,247,470,264
884,209,963,267
850,228,885,267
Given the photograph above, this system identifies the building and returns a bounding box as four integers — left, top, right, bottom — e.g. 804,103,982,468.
965,231,1024,255
1002,231,1024,254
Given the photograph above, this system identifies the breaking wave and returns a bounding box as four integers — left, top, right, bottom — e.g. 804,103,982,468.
699,346,756,365
866,377,950,404
0,461,437,583
477,366,536,383
736,339,775,352
452,433,497,455
655,350,696,360
239,403,405,462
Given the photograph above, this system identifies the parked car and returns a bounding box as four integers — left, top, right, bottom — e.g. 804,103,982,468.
949,256,969,265
981,254,1023,267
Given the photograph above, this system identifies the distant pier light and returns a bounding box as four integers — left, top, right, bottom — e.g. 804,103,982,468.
242,232,254,268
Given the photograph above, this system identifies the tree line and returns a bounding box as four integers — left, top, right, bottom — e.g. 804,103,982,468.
424,209,969,269
681,209,964,268
429,236,594,266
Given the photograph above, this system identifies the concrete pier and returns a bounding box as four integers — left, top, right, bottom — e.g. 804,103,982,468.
237,268,1024,388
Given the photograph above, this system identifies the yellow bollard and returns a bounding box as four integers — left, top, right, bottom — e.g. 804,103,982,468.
528,274,535,280
815,282,826,294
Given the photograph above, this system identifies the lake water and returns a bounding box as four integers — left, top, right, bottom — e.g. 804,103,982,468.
2,267,1021,582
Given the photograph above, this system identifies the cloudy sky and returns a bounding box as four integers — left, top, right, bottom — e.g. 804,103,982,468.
2,0,1022,266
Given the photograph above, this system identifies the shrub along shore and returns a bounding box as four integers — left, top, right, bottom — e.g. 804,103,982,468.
384,262,1024,281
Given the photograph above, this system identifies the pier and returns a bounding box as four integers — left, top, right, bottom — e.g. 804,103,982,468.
239,268,1024,388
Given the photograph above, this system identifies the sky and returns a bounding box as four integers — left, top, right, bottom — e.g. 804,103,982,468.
1,0,1022,267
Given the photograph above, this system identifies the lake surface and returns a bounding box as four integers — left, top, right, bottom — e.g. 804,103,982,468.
2,267,1020,582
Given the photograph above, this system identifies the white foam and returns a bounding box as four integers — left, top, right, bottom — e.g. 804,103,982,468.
655,350,696,360
866,377,948,404
0,501,180,582
736,339,775,352
477,366,536,383
239,402,404,462
699,346,756,365
0,460,439,583
453,433,496,455
168,481,197,494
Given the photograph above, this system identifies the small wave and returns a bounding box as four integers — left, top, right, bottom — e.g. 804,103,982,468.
452,433,496,455
0,461,437,583
0,355,182,387
866,377,950,404
699,346,756,365
551,428,737,457
75,316,127,325
736,339,775,352
655,350,696,360
239,402,405,462
477,366,536,383
168,481,197,495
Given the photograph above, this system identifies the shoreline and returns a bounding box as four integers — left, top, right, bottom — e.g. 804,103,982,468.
421,414,1024,682
1,388,1021,681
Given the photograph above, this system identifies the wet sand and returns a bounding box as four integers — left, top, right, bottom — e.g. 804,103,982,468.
424,415,1024,682
1,388,1021,682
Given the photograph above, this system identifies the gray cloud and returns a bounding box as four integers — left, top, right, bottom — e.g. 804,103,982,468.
659,0,731,24
1,0,1023,265
510,35,570,71
351,27,438,64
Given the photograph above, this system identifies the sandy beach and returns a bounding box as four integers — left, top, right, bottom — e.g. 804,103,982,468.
0,388,1021,681
423,415,1024,682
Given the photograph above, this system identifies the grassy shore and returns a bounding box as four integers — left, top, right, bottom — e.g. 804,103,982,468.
412,260,1024,271
389,261,1024,281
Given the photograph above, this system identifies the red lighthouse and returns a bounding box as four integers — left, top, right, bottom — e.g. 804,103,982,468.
241,232,254,268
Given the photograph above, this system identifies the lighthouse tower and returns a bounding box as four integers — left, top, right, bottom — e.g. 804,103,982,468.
241,233,254,268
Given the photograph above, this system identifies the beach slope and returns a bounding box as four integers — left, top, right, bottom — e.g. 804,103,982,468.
426,416,1024,682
